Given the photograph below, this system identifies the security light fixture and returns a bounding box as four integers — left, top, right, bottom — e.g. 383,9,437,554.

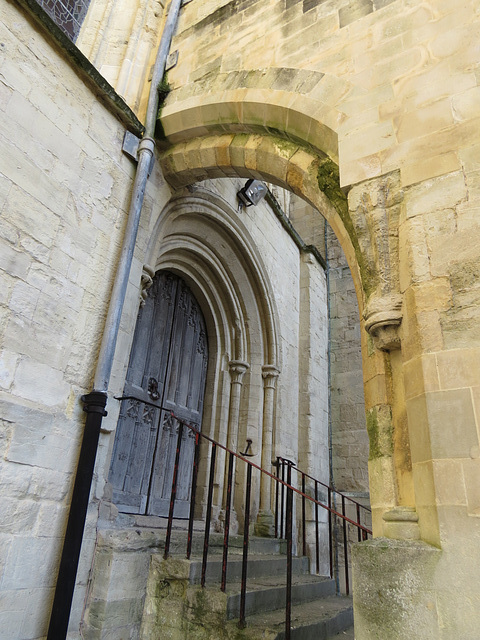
237,179,268,207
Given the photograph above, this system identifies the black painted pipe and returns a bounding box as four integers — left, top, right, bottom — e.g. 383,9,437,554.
45,0,184,635
46,392,107,640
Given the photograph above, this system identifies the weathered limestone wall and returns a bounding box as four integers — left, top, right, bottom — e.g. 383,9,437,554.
164,0,480,187
0,4,331,637
326,226,368,495
0,3,171,636
156,1,480,637
76,0,166,115
288,195,368,496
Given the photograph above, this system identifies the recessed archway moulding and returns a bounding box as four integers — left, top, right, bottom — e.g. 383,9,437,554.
160,130,404,351
159,67,403,349
159,69,343,164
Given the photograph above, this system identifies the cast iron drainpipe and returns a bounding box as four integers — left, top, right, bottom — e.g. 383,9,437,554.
46,1,184,637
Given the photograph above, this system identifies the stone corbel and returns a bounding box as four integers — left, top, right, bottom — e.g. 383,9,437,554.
364,293,403,352
139,264,155,306
348,170,404,351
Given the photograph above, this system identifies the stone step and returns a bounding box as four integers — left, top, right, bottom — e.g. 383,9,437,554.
127,518,287,555
328,627,355,639
238,595,354,640
225,574,336,619
188,553,310,584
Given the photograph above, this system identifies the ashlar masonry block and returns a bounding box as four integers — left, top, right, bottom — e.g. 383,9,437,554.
352,538,440,640
407,388,478,462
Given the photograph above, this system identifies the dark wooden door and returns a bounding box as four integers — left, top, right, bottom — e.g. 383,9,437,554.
109,271,208,517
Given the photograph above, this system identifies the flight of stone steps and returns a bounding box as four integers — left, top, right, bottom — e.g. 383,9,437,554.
161,530,355,639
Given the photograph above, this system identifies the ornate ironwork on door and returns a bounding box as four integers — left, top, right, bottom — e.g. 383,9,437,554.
109,271,208,517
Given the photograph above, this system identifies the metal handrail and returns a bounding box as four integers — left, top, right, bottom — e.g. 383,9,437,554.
276,455,371,511
160,409,371,639
274,456,372,595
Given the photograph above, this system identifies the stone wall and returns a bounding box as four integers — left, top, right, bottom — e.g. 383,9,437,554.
289,196,368,496
0,4,331,636
0,3,170,635
327,226,368,495
77,0,166,115
156,1,480,637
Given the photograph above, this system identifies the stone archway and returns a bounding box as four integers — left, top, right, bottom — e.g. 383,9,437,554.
157,130,412,544
142,187,285,528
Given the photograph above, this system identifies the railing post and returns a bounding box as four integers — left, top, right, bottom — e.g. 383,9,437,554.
164,417,184,559
201,443,217,588
186,430,200,559
280,459,285,539
328,487,333,579
238,463,253,629
356,503,362,543
275,457,280,539
301,472,306,557
285,462,293,640
315,481,319,575
342,495,349,596
221,452,234,592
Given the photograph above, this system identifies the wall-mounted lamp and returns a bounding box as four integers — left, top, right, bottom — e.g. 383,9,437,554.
237,179,268,207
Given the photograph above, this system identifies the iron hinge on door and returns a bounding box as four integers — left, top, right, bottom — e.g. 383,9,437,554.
114,394,162,409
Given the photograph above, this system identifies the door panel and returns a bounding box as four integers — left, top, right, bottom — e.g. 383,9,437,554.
147,281,208,517
109,271,208,517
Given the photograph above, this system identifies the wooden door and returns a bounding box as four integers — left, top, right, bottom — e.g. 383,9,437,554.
108,271,208,517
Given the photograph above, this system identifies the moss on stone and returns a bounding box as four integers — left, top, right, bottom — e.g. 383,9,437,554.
366,407,380,460
316,158,347,215
155,74,171,140
316,158,377,297
158,76,171,106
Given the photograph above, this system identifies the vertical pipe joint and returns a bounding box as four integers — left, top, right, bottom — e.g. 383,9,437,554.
81,391,108,416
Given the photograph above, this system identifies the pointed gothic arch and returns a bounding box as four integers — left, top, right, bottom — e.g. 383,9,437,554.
157,129,412,542
120,187,285,523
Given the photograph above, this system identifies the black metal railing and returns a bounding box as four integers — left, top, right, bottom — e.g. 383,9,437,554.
161,410,372,639
274,457,372,595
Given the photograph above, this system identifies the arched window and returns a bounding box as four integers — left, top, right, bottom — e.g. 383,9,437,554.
36,0,91,41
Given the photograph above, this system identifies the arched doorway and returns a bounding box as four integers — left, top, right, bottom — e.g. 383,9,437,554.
108,270,208,517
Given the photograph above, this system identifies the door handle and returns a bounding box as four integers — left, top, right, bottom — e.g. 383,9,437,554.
148,377,160,401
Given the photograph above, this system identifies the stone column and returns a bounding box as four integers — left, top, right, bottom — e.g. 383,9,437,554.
220,360,249,533
256,364,280,537
226,360,249,452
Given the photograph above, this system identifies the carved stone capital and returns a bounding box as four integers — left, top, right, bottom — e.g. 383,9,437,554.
262,364,280,389
139,264,155,307
228,360,249,384
364,293,403,351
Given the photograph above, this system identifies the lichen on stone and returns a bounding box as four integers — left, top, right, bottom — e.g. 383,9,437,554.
366,405,393,460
